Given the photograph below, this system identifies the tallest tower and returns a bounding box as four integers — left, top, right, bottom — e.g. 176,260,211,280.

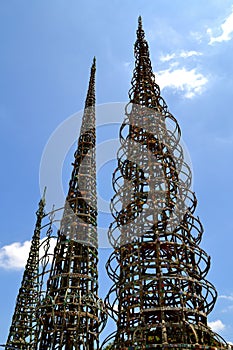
105,17,228,349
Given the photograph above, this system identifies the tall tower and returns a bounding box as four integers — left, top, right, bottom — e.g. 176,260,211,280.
37,58,106,350
105,18,228,349
6,191,46,350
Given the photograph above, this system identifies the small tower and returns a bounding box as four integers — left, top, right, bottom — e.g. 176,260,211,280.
37,58,106,350
105,17,228,349
6,191,46,350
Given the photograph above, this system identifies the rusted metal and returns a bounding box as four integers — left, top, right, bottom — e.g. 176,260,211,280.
4,18,229,350
36,58,107,349
5,190,46,350
103,17,228,349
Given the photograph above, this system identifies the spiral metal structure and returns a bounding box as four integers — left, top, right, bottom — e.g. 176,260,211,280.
37,58,107,350
5,192,46,350
104,17,228,349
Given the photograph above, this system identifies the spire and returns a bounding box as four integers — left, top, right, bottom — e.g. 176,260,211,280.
104,18,228,349
138,15,142,30
37,60,107,350
6,192,46,350
137,15,146,43
128,16,161,109
65,57,97,245
84,56,96,109
128,15,173,120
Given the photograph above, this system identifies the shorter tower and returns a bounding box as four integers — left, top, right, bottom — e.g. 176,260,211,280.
6,191,46,350
37,58,107,350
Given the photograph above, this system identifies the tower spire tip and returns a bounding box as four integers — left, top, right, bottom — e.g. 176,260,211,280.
138,16,143,30
42,186,47,200
137,15,144,39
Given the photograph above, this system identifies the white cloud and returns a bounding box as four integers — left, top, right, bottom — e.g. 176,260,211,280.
0,241,31,270
156,67,208,98
160,50,202,62
160,53,176,62
219,294,233,301
208,8,233,45
179,50,202,58
190,31,204,44
0,238,56,270
208,319,225,332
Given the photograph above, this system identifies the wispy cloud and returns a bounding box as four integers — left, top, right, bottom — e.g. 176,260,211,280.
208,319,225,332
160,50,202,62
156,66,208,98
207,7,233,45
160,53,176,62
217,294,233,313
157,49,207,98
179,50,202,59
219,294,233,301
190,31,204,44
0,239,56,270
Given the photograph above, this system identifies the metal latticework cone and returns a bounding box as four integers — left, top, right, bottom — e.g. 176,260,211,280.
104,17,228,350
37,59,107,350
6,192,46,350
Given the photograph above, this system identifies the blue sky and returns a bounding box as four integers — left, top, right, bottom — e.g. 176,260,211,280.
1,0,233,345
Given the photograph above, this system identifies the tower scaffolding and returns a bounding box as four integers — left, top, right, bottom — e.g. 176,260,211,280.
37,58,107,350
6,190,46,350
104,17,228,350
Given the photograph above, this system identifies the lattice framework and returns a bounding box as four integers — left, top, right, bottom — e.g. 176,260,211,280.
36,58,107,350
103,17,228,350
6,192,46,350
